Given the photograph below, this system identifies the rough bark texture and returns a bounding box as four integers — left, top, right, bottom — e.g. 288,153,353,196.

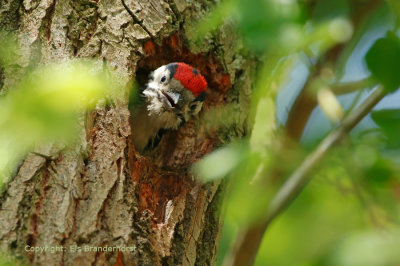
0,0,255,265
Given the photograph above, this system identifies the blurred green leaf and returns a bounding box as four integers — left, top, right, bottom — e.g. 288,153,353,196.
365,158,393,187
371,109,400,148
0,60,110,181
237,0,302,52
250,96,276,152
0,31,18,66
254,174,366,266
224,151,277,224
194,0,237,39
331,231,400,266
0,253,24,266
312,0,350,22
195,0,304,54
194,143,247,181
386,0,400,17
365,32,400,92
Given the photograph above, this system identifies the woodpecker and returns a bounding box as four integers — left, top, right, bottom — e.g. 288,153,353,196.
131,62,207,153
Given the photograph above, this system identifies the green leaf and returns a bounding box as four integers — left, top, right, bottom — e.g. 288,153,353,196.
332,231,400,266
365,32,400,92
365,158,393,187
386,0,400,17
193,144,247,181
237,0,302,53
312,0,350,22
0,32,18,66
0,60,110,181
371,109,400,148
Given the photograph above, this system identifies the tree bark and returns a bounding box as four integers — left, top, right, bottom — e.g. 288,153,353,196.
0,0,256,265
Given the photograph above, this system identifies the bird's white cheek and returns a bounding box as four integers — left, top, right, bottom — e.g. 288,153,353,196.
143,82,160,98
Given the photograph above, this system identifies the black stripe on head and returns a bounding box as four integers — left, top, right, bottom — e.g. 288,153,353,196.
195,91,206,102
166,63,178,79
148,71,155,81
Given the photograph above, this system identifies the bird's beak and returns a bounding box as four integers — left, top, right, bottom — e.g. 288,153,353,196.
161,90,180,108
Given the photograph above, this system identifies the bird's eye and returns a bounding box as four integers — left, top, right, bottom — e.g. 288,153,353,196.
161,76,167,83
189,102,198,111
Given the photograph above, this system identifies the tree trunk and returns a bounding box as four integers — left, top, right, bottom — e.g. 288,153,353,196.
0,0,255,265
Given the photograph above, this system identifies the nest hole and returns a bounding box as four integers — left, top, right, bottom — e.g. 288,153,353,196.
131,33,233,165
130,33,232,221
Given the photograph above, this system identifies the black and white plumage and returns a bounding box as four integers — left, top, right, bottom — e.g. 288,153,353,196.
131,62,207,153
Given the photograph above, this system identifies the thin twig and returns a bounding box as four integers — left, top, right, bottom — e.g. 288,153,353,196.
332,77,375,95
225,86,386,266
266,86,385,220
344,89,363,116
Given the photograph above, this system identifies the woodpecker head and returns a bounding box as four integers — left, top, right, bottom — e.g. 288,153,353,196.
143,62,207,129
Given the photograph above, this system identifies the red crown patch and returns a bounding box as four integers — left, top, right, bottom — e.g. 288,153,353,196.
173,62,207,97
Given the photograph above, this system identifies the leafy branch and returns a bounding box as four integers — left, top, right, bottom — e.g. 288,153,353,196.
225,86,386,266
